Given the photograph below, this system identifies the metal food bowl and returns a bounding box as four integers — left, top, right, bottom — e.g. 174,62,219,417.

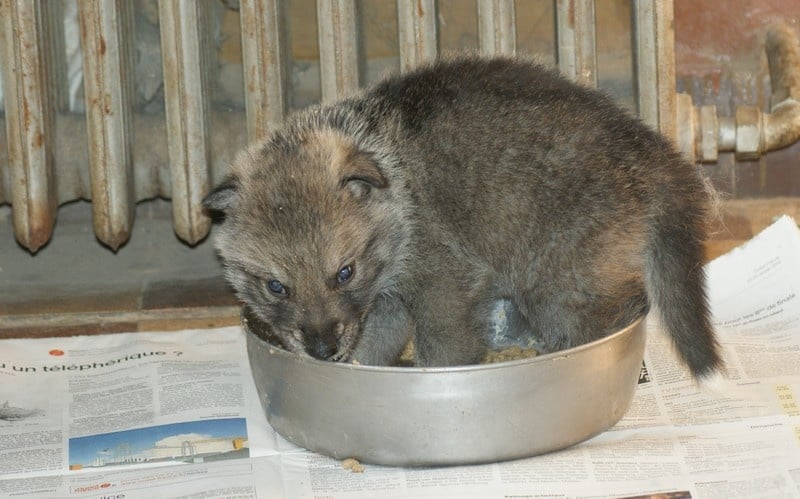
244,304,645,467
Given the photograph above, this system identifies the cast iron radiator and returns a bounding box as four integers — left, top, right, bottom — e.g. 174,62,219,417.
0,1,739,252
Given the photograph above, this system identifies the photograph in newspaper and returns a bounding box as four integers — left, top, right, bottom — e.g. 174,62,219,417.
68,418,249,471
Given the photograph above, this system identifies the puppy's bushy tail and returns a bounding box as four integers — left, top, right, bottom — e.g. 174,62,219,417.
645,198,723,380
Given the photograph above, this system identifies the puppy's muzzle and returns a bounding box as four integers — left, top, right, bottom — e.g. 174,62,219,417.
302,321,340,360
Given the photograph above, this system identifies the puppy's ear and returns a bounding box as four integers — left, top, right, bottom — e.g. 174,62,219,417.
339,151,388,195
313,129,388,195
202,176,240,214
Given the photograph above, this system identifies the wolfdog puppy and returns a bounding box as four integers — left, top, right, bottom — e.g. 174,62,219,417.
204,55,722,379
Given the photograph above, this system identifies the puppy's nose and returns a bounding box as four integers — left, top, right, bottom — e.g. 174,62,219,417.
306,336,338,360
302,321,339,359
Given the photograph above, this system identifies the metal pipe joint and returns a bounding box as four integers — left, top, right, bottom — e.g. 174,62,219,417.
685,24,800,163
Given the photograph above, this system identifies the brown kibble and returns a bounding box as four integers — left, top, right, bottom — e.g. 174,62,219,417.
398,339,538,365
481,345,539,363
342,457,365,473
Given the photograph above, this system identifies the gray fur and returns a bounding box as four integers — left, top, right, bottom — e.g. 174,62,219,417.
204,55,722,379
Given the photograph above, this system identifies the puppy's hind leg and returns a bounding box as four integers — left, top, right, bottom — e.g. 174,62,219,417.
514,281,648,354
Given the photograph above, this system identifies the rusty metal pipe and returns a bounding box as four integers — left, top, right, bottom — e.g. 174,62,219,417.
692,24,800,162
0,0,59,252
556,0,597,88
158,0,214,245
763,100,800,152
239,0,289,143
477,0,516,56
317,0,361,103
763,24,800,152
397,0,437,72
633,0,678,139
767,24,800,106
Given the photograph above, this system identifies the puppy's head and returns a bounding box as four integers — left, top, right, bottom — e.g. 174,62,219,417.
204,127,410,361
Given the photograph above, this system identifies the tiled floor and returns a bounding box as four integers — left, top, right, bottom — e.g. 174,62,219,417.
1,197,798,340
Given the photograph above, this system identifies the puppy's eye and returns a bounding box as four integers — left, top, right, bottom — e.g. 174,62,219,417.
265,279,287,296
336,265,354,284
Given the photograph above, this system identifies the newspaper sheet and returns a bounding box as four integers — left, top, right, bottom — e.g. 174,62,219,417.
1,216,799,499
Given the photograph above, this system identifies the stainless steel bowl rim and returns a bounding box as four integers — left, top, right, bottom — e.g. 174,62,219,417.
249,315,644,373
